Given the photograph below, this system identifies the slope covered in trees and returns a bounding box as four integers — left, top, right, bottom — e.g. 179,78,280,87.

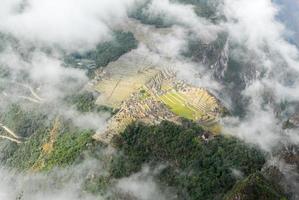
130,0,221,28
224,173,287,200
65,31,138,77
0,104,94,171
111,121,266,200
0,103,286,199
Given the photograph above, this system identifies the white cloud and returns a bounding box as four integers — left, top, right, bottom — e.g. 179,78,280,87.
0,0,136,50
143,0,222,42
0,0,299,197
223,0,299,71
219,0,299,153
116,166,172,200
0,160,106,200
61,108,109,131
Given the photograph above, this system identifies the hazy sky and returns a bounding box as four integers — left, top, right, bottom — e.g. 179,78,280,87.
275,0,299,45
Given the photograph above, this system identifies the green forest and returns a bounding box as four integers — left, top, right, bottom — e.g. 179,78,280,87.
0,104,94,171
0,103,287,199
110,121,268,199
65,31,138,77
130,0,220,28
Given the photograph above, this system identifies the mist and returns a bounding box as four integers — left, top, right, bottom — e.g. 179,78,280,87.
274,0,299,46
0,0,299,199
0,0,137,51
219,0,299,152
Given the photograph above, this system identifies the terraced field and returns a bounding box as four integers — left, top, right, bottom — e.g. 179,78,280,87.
94,68,158,108
157,87,223,133
93,68,226,143
159,91,195,119
91,19,226,143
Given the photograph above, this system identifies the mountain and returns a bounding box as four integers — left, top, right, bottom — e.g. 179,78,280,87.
0,0,298,200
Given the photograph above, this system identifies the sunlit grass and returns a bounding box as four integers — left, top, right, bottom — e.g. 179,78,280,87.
159,91,197,120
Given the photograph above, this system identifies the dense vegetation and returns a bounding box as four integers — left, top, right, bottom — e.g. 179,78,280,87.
0,104,47,138
3,123,93,172
176,0,220,19
224,173,287,200
183,32,228,65
66,91,117,114
1,125,49,170
42,128,93,170
130,0,221,28
65,31,138,77
0,104,94,171
0,103,286,199
130,0,174,28
110,121,266,200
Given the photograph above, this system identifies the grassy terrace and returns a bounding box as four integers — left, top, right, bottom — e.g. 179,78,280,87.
159,91,197,120
141,80,222,131
158,90,222,133
158,89,217,119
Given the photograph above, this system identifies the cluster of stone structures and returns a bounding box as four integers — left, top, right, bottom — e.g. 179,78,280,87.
93,68,225,144
145,68,177,95
95,90,178,143
89,68,109,86
180,87,222,123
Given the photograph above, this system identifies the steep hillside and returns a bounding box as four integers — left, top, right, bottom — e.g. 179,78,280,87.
224,173,287,200
110,121,266,200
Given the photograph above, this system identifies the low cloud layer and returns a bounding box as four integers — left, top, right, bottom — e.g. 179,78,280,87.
220,0,299,152
0,0,299,199
0,160,105,200
0,161,172,200
275,0,299,46
0,0,136,50
143,0,222,42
